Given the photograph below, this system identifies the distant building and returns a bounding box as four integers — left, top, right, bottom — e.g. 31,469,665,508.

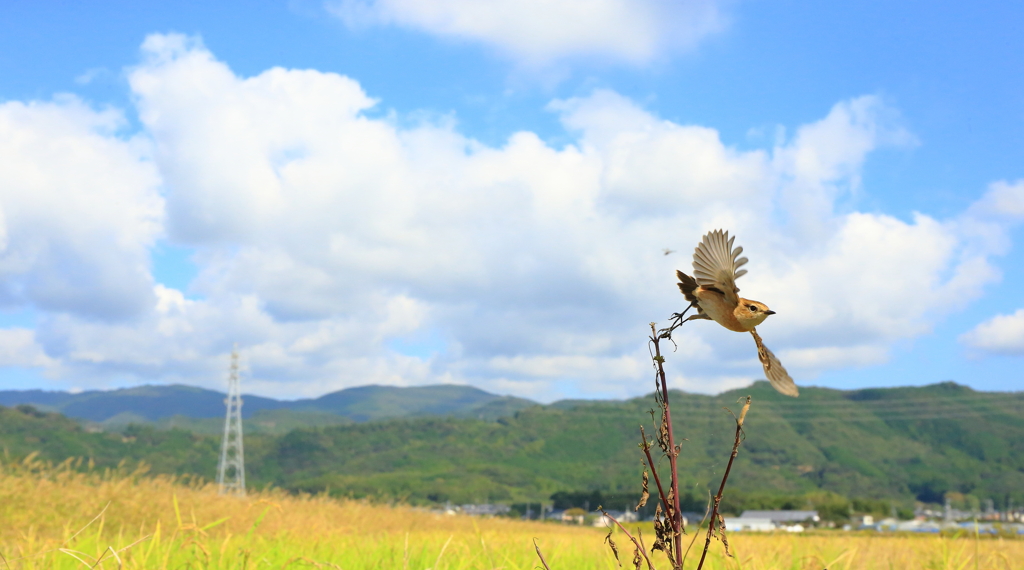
593,510,638,527
460,504,511,517
722,517,775,532
852,514,874,526
561,508,586,524
740,510,819,524
721,510,820,532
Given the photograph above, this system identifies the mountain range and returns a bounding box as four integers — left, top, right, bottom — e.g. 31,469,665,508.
0,383,536,434
2,381,1022,519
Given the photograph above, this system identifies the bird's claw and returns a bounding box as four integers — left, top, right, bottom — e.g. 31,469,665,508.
658,304,696,339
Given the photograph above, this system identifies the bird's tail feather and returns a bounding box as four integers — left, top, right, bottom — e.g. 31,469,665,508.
676,270,699,304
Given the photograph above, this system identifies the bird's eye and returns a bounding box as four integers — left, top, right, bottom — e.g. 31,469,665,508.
747,305,758,312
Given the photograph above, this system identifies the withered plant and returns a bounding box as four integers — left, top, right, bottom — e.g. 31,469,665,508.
536,317,753,570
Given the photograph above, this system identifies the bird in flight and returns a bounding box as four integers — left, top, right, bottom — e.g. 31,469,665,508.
675,229,799,397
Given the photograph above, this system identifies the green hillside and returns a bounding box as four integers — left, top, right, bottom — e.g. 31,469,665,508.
142,409,354,436
290,384,537,422
0,404,221,477
244,382,1024,508
2,382,1022,519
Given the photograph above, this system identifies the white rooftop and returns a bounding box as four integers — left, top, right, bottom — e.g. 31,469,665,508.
740,510,819,522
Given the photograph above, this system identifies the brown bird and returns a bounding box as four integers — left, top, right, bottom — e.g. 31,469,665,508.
676,229,799,397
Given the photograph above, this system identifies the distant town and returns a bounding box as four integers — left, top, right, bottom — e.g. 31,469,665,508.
439,502,1024,535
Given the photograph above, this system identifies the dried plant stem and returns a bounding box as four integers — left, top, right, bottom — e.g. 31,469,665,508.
639,427,671,522
533,539,552,570
695,396,750,570
649,323,683,568
599,509,657,570
531,315,753,570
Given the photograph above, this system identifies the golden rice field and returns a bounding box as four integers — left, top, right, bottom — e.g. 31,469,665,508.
1,458,1021,570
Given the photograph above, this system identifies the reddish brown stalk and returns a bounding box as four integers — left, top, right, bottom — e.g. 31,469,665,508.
649,323,683,568
639,426,672,524
695,396,750,570
599,509,657,570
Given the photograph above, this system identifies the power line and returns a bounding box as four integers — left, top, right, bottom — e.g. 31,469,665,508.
663,393,1024,418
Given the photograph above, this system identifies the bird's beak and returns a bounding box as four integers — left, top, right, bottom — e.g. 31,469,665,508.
765,310,776,315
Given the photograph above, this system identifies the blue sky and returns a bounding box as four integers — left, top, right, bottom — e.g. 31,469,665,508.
0,0,1022,400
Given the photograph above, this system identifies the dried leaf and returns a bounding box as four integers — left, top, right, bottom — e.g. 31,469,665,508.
632,546,642,570
605,530,621,566
737,396,751,428
657,409,671,454
652,504,667,552
717,512,732,557
651,503,675,563
636,469,649,511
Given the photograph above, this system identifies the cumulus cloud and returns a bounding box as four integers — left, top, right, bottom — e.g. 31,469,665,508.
0,96,163,320
960,309,1024,355
967,179,1024,221
0,328,57,368
955,179,1024,356
327,0,727,66
3,34,1022,400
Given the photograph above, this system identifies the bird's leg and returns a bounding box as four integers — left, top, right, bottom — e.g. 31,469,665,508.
750,328,771,371
659,302,697,339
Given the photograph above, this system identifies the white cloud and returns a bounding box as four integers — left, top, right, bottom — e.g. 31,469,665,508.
327,0,727,66
961,308,1024,356
667,372,757,395
955,179,1024,357
779,345,889,370
0,95,163,320
0,328,57,368
4,35,1023,401
967,179,1024,221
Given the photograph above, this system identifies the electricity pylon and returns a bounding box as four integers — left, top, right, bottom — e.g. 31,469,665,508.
216,346,245,495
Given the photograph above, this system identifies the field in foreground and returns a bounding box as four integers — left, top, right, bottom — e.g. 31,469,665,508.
1,459,1021,570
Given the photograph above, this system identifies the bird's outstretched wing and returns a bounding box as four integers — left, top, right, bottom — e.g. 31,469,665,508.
751,329,798,397
692,229,748,305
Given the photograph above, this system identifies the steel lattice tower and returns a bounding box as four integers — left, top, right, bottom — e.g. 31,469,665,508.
216,346,245,495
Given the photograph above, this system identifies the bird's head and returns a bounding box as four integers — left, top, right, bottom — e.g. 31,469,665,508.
736,299,776,328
